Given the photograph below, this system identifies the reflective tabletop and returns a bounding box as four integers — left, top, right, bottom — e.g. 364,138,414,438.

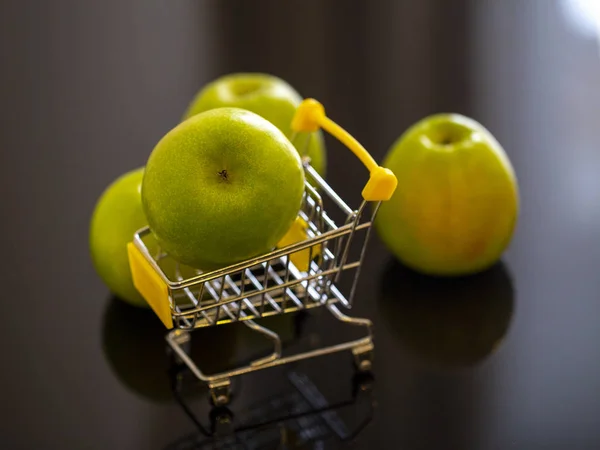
1,1,600,449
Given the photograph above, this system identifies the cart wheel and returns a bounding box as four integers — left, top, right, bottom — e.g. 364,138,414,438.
209,379,232,407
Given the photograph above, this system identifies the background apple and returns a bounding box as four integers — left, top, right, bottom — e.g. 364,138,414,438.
142,107,306,270
89,167,148,307
375,113,519,276
183,72,326,177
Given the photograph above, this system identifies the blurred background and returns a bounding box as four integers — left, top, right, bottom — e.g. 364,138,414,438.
1,0,600,449
2,0,600,256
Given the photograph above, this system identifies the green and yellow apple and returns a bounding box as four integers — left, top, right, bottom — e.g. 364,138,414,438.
142,107,305,270
375,113,519,276
183,72,326,177
90,167,148,307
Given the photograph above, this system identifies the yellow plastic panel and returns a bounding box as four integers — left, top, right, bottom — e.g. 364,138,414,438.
127,242,173,329
361,166,398,202
277,217,321,272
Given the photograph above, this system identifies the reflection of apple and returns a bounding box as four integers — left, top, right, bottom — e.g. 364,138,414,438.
101,297,174,402
101,297,236,402
102,295,304,403
378,260,514,368
375,113,519,276
183,73,326,177
90,168,148,307
142,108,305,270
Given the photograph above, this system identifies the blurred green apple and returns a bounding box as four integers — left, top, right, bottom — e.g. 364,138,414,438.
142,107,305,270
90,168,148,307
183,72,326,177
375,113,519,276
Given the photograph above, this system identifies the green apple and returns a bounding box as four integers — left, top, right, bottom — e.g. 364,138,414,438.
378,260,514,367
142,107,306,270
375,113,519,276
183,72,326,177
90,168,148,307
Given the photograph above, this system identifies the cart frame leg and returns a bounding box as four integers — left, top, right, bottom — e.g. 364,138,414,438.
166,302,373,406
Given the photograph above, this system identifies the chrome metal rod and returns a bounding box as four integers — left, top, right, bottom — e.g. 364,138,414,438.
305,165,354,217
168,332,373,383
242,318,282,366
134,220,371,290
334,201,367,284
166,295,374,383
171,262,360,318
347,201,381,306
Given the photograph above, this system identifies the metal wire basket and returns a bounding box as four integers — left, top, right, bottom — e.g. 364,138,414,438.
128,98,397,405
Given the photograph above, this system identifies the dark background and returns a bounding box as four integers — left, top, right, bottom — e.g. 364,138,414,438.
1,0,600,449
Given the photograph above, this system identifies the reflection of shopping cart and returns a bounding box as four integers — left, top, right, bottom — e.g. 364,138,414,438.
128,98,397,405
166,369,375,449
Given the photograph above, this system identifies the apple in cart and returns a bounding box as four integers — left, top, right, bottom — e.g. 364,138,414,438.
182,72,327,177
89,167,150,307
142,107,306,270
375,113,519,276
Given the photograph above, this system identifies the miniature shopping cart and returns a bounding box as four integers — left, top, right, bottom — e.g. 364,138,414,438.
127,98,397,406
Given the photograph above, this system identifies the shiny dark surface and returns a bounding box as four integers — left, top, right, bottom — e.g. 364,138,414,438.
2,1,600,449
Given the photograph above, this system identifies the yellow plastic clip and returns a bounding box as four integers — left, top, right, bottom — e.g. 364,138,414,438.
127,242,173,329
292,98,398,202
276,217,321,272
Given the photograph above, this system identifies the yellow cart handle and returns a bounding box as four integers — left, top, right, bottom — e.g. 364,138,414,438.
291,99,397,202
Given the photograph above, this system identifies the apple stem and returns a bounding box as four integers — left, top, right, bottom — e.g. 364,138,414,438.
218,169,229,181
